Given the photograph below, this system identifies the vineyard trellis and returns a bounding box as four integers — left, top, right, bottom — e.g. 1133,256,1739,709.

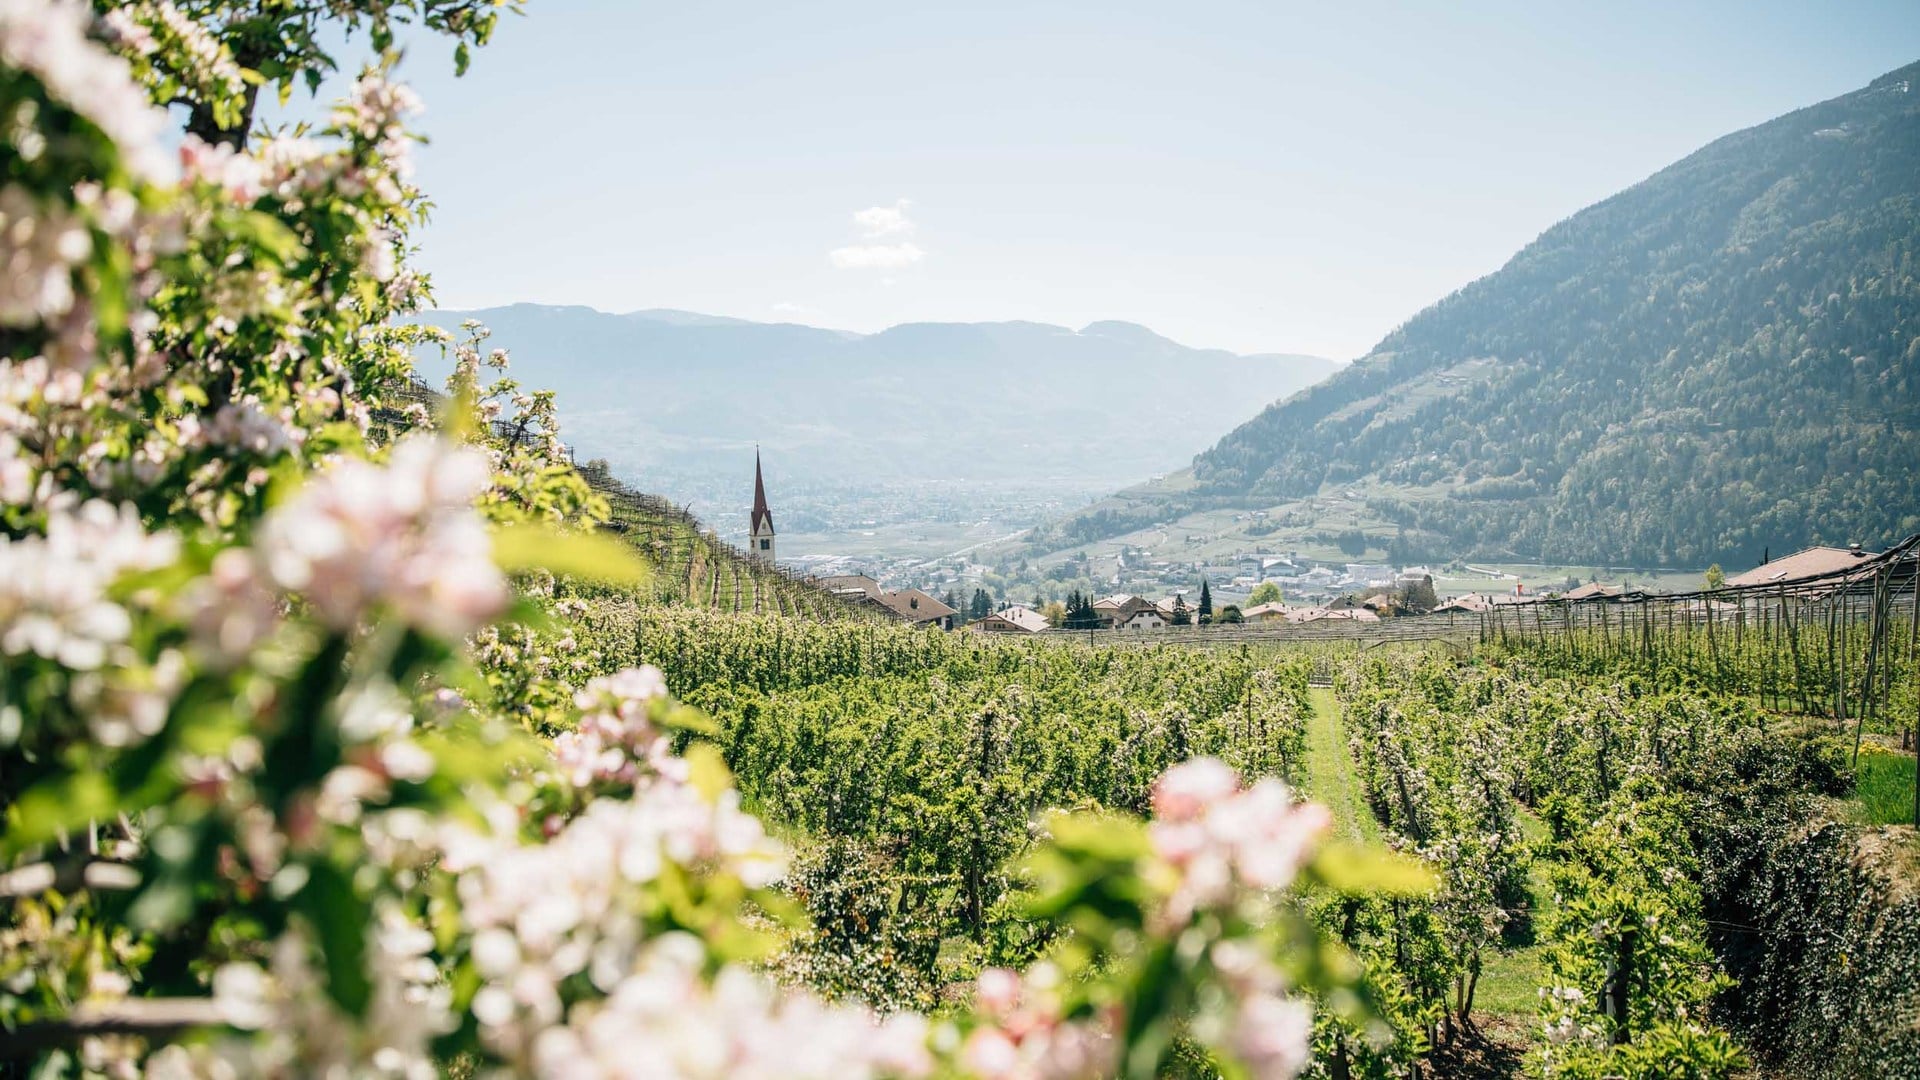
1478,532,1920,825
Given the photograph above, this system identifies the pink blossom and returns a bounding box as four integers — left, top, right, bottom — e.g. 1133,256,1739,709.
976,967,1022,1018
1152,756,1240,822
1229,993,1313,1080
255,436,507,638
179,136,265,202
0,500,176,671
1148,759,1331,917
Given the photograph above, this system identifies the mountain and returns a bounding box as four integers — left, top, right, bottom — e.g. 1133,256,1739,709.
410,305,1338,510
1044,61,1920,569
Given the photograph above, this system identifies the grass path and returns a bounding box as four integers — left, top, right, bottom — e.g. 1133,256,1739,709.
1306,684,1540,1075
1304,688,1380,844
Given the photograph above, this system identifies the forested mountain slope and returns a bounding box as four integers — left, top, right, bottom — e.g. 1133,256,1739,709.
1189,61,1920,566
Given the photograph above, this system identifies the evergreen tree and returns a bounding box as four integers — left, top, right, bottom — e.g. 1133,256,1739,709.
970,588,993,621
1198,580,1213,625
1170,595,1191,627
1403,574,1438,612
1063,590,1103,630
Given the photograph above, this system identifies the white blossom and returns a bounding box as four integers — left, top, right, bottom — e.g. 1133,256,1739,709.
0,0,171,178
255,436,507,637
0,500,176,670
0,184,91,325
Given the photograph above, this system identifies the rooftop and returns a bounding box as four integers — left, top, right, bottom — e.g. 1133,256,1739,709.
1725,545,1875,588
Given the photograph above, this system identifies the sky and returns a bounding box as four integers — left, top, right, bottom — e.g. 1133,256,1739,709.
335,0,1920,360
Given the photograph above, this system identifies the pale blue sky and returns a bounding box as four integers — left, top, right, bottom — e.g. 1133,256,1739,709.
352,0,1920,359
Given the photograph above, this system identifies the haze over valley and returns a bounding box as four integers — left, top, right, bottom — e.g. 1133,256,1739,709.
411,304,1338,564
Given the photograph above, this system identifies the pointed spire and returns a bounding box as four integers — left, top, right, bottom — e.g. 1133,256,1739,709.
750,447,774,535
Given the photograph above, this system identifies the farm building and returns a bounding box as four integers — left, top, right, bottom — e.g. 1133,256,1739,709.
1726,545,1876,588
972,605,1050,633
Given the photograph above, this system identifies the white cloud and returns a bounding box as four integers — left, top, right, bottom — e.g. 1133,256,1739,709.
770,301,820,318
830,199,924,270
851,199,914,238
828,242,925,270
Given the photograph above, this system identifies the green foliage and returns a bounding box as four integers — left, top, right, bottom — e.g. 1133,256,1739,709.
589,610,1318,998
1852,746,1916,826
108,0,522,147
1063,589,1102,630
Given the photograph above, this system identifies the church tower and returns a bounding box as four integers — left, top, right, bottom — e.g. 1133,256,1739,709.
748,448,776,565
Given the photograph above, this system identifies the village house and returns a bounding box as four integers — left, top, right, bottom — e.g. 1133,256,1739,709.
1241,601,1290,623
1092,593,1164,629
1432,594,1496,614
876,588,957,628
971,605,1050,634
1285,606,1381,624
814,574,957,629
1361,594,1405,617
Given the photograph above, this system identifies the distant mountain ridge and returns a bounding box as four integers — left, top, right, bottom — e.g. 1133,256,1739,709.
1056,59,1920,567
410,304,1339,509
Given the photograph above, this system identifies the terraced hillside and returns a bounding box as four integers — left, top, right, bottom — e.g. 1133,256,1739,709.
578,461,885,621
385,377,879,622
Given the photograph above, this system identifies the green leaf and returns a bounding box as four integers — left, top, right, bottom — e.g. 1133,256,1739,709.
1308,840,1437,897
454,42,472,75
300,860,372,1016
1044,810,1151,862
491,524,650,588
3,772,117,853
661,702,720,737
221,208,305,265
264,634,351,812
683,742,733,802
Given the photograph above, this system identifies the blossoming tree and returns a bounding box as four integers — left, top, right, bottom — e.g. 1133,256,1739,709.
0,2,1425,1076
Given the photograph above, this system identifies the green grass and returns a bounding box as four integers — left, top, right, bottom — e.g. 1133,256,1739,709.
1853,750,1917,826
1472,806,1556,1027
1474,944,1548,1020
1305,687,1546,1033
1475,854,1556,1022
1303,689,1380,844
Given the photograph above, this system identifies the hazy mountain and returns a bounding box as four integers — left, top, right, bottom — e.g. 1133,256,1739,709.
411,305,1338,508
1041,60,1920,568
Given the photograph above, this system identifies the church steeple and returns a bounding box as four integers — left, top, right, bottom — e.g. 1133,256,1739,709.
748,448,776,564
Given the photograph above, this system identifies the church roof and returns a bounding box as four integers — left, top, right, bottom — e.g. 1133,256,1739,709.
750,449,774,535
